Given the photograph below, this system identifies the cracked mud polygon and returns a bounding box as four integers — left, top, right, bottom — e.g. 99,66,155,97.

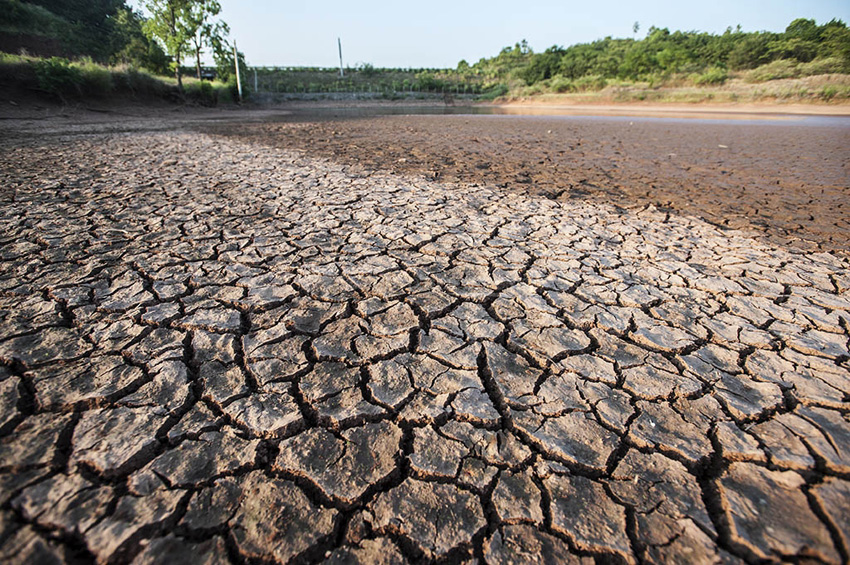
0,107,849,564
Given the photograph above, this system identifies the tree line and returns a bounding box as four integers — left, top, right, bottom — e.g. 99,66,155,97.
1,0,241,89
460,18,850,86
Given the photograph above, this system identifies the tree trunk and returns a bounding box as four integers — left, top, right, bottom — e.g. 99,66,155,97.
175,50,183,92
195,37,202,80
168,5,183,93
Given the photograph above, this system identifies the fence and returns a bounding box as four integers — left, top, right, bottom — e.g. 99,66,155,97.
248,68,487,97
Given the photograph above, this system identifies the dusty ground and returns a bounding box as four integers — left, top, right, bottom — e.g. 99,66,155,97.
204,105,850,255
0,106,848,564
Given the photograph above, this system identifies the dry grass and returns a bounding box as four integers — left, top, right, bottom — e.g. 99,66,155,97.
503,74,850,105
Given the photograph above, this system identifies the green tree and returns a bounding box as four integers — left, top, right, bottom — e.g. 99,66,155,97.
819,20,850,69
110,6,170,73
24,0,124,59
182,0,229,80
142,0,192,90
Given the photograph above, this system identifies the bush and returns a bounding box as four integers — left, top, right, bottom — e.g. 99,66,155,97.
798,57,848,76
33,56,81,98
693,67,728,85
820,85,838,100
113,66,170,97
549,75,574,93
746,59,799,82
0,0,70,38
480,83,509,100
574,74,607,91
520,84,544,96
184,79,217,106
73,57,113,95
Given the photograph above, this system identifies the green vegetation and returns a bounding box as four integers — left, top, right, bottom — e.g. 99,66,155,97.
252,18,850,102
462,18,850,99
0,0,242,103
2,6,849,106
251,65,490,96
0,0,168,69
142,0,231,90
0,52,236,104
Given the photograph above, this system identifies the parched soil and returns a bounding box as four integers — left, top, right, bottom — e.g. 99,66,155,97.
0,106,849,564
204,107,850,255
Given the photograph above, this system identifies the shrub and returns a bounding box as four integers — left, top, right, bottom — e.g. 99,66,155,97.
693,67,728,86
549,75,574,93
0,0,70,38
574,74,607,91
73,57,113,95
820,85,838,100
33,57,81,98
115,66,170,97
745,59,799,82
520,84,544,96
480,83,509,100
185,80,218,106
798,57,847,76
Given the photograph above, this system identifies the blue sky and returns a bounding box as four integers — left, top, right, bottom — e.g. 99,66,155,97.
131,0,850,69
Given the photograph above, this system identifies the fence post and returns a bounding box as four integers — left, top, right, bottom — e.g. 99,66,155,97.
233,42,243,102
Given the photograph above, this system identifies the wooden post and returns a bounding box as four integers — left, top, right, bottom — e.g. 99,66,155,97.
233,42,243,102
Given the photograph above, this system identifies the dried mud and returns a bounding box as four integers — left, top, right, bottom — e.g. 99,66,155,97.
205,109,850,255
0,106,848,564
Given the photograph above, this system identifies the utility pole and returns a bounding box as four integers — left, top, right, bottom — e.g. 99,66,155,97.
233,41,243,102
338,37,344,78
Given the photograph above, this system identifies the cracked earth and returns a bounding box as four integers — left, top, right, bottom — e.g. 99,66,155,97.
0,115,849,564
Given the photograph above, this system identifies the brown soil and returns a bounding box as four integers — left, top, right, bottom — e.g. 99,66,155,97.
202,105,850,255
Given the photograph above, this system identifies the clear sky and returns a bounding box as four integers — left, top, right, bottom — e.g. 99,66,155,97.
131,0,850,69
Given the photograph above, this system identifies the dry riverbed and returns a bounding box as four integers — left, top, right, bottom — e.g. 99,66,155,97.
0,106,848,564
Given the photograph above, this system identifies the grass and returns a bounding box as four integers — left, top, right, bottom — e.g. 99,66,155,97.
745,58,849,83
0,51,239,105
497,69,850,104
0,0,71,38
252,66,487,95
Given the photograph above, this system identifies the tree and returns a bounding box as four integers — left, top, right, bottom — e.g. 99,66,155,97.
142,0,193,90
633,21,640,37
24,0,125,59
110,6,170,74
182,0,229,80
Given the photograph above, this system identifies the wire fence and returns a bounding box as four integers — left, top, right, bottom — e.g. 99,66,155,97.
249,69,488,96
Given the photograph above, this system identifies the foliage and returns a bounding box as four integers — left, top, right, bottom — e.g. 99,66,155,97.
468,18,850,89
2,53,244,104
0,0,72,38
22,0,124,59
693,67,728,85
358,62,377,77
799,57,846,75
745,59,800,82
33,56,82,98
142,0,193,87
110,6,170,74
0,0,171,73
183,0,229,79
73,56,114,94
479,83,509,100
214,44,245,85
